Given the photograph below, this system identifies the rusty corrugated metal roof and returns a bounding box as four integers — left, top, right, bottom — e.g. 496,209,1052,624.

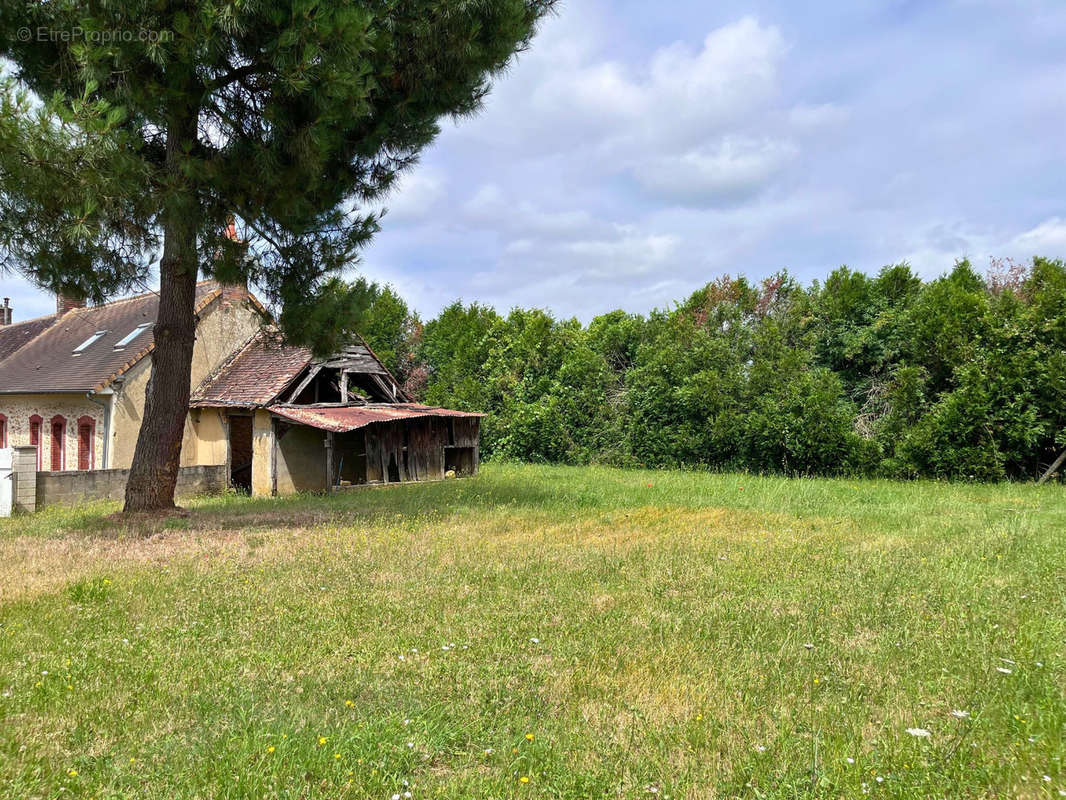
268,403,484,432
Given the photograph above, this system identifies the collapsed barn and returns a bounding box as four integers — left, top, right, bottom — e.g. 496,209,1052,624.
190,331,483,495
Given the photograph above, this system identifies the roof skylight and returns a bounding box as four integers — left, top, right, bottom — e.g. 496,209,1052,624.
72,330,108,354
113,322,152,350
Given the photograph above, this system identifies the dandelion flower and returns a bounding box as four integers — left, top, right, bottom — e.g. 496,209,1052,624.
346,700,354,707
267,746,275,754
319,737,327,745
520,776,530,784
67,769,77,777
905,728,931,738
335,753,341,759
525,733,534,741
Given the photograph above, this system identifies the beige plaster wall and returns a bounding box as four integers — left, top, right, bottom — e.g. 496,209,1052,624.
109,296,264,469
276,424,328,495
251,409,274,497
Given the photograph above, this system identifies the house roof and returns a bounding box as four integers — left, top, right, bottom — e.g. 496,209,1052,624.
190,329,313,408
0,313,59,363
0,282,244,394
267,403,484,433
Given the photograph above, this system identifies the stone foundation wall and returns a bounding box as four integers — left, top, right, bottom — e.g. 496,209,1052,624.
34,465,227,508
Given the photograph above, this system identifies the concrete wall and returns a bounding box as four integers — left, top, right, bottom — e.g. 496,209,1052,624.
0,394,106,470
12,446,37,512
110,296,265,469
35,464,227,508
275,424,328,494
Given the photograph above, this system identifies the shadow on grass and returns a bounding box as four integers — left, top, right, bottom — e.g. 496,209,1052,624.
0,471,584,540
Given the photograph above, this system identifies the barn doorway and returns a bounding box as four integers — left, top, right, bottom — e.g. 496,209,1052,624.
229,415,253,492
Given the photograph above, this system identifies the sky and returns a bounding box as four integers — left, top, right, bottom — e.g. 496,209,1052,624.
4,0,1066,323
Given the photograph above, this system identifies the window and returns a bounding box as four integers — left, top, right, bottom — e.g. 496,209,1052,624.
50,415,66,471
113,322,151,350
77,416,95,470
0,414,6,448
29,415,42,469
72,330,108,354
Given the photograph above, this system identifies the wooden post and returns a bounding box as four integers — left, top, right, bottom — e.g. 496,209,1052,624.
1037,447,1066,485
324,431,335,493
340,371,349,403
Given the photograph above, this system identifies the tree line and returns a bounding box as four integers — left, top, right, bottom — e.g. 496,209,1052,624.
361,257,1066,481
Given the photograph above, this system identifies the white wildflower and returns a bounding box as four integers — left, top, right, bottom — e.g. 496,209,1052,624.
845,757,855,764
392,795,400,800
529,637,540,644
905,727,931,738
803,643,814,650
406,742,414,748
951,709,969,719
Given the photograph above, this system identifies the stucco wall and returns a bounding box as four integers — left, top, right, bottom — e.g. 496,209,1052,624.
251,409,274,497
276,424,328,495
0,394,106,470
109,296,265,469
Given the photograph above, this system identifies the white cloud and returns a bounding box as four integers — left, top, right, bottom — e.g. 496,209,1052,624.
381,169,446,222
632,138,797,205
1010,218,1066,258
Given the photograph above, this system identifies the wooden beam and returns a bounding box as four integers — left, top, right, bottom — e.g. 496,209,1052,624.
339,371,349,403
285,364,322,404
1037,447,1066,485
325,431,335,493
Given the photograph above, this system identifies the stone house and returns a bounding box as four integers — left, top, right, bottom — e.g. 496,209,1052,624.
0,285,481,501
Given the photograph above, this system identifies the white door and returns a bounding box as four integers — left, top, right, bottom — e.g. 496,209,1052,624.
0,448,12,517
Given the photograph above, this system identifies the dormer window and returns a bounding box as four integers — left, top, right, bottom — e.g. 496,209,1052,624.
72,330,108,354
113,322,152,350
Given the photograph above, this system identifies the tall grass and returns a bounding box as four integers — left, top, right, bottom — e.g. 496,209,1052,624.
0,464,1063,798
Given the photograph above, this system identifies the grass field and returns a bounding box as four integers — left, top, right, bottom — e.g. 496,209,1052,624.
0,464,1063,799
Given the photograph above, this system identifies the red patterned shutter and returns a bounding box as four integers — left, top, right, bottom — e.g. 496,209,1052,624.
78,423,90,470
29,417,41,469
50,417,65,471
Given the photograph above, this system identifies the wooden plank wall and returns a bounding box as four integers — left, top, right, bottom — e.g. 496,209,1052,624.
361,417,480,485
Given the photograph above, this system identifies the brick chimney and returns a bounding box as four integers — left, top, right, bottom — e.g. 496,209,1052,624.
0,298,11,326
220,216,249,306
57,294,86,315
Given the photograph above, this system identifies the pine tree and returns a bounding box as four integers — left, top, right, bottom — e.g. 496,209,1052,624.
0,0,555,511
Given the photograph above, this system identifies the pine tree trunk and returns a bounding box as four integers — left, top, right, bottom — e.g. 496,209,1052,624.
123,106,200,513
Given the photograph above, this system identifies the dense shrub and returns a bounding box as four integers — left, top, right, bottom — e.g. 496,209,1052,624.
358,257,1066,481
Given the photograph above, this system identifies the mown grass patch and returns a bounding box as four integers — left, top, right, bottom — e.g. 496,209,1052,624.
0,463,1063,798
